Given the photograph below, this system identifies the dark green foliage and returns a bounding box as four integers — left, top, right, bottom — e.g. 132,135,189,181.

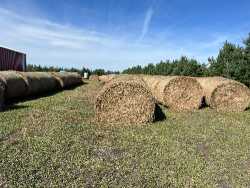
123,56,207,77
123,33,250,87
26,65,120,77
209,41,250,87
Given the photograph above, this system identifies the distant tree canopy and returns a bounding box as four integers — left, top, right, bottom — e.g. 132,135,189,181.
26,65,119,76
123,56,208,77
27,33,250,87
208,36,250,87
123,33,250,87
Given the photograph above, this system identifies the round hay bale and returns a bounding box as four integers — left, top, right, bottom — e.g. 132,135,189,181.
89,75,100,81
19,72,59,96
0,71,27,99
143,75,204,111
95,76,156,124
196,77,250,112
50,72,83,89
98,74,118,83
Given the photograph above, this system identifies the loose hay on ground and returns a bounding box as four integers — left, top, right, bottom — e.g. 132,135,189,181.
19,72,59,96
196,77,250,112
89,75,100,81
50,72,83,89
0,71,27,99
143,75,204,111
98,74,118,83
95,75,156,124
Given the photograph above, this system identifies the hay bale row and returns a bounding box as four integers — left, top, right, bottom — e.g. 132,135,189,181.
0,71,83,107
0,71,28,99
50,72,83,89
142,75,204,111
196,77,250,112
95,75,156,124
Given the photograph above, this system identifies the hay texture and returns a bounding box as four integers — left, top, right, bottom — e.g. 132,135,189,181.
95,76,156,124
196,77,250,112
19,72,59,96
143,75,204,111
0,71,27,99
89,75,100,81
98,74,118,83
50,72,83,89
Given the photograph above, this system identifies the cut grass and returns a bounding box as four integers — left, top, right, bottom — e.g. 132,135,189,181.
0,80,250,187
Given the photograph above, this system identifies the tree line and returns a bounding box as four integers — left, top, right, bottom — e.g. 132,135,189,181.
27,33,250,87
123,33,250,87
26,65,119,77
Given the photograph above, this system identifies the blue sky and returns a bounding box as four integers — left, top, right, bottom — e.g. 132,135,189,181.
0,0,250,70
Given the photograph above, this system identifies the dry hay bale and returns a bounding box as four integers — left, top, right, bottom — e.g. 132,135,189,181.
98,74,118,83
196,77,250,112
89,75,100,81
50,72,83,89
142,75,204,111
0,71,27,99
19,72,59,96
95,75,156,124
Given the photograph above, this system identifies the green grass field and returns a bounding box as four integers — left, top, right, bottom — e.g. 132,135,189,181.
0,81,250,187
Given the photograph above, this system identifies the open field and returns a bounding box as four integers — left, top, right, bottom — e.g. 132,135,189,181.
0,80,250,187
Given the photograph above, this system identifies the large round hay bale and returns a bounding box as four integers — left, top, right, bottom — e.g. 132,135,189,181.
98,74,118,83
19,72,59,96
95,76,156,124
0,71,27,99
89,75,100,81
50,72,83,89
196,77,250,112
143,75,204,111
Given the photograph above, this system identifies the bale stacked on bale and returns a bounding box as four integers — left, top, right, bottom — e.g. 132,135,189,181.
143,76,204,111
0,71,27,99
19,72,59,96
98,74,118,83
196,77,250,112
50,72,83,89
95,75,156,124
89,75,100,81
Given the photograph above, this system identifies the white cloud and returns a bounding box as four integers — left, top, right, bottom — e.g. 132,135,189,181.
0,7,244,70
139,7,154,41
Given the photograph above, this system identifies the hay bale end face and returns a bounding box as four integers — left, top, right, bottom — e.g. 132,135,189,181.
143,76,204,111
197,77,250,112
95,76,156,124
19,72,59,96
50,72,83,89
0,71,27,99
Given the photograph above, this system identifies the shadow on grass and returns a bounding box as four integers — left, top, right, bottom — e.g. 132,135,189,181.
3,104,29,112
154,104,167,122
2,82,86,112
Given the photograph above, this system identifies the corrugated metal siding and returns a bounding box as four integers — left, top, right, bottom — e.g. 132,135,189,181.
0,47,26,71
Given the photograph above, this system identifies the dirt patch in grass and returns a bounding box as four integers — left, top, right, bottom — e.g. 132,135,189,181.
0,174,7,187
92,146,125,161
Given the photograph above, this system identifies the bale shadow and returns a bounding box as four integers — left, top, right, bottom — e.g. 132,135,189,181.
154,104,167,122
3,104,29,112
2,82,86,112
199,96,208,109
